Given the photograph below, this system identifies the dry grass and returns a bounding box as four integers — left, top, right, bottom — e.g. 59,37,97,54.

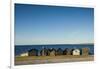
15,55,93,61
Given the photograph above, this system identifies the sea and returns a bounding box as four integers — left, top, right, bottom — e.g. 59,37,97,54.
15,44,94,56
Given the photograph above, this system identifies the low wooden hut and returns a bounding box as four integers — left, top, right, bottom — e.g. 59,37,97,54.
47,48,56,56
82,48,89,56
56,48,63,55
71,49,80,56
40,48,48,56
63,48,69,55
28,49,38,56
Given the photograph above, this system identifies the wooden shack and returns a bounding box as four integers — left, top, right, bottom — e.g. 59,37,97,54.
48,48,56,56
40,48,48,56
28,49,38,56
63,48,69,55
56,48,63,55
82,48,89,56
71,49,80,56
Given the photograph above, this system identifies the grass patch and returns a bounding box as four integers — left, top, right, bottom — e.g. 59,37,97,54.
15,55,93,61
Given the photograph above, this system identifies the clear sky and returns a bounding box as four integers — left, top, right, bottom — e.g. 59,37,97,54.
15,4,94,45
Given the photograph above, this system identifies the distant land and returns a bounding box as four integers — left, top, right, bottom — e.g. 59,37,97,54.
15,43,94,46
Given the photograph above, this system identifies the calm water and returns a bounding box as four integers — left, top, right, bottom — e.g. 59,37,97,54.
15,44,94,56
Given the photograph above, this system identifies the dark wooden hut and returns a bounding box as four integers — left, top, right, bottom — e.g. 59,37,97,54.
47,48,56,56
63,48,69,55
40,48,48,56
28,49,38,56
56,48,63,55
82,48,89,56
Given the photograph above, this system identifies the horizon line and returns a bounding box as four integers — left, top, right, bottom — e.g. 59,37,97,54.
15,43,94,46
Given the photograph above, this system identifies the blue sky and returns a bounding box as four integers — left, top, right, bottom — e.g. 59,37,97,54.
15,4,94,45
